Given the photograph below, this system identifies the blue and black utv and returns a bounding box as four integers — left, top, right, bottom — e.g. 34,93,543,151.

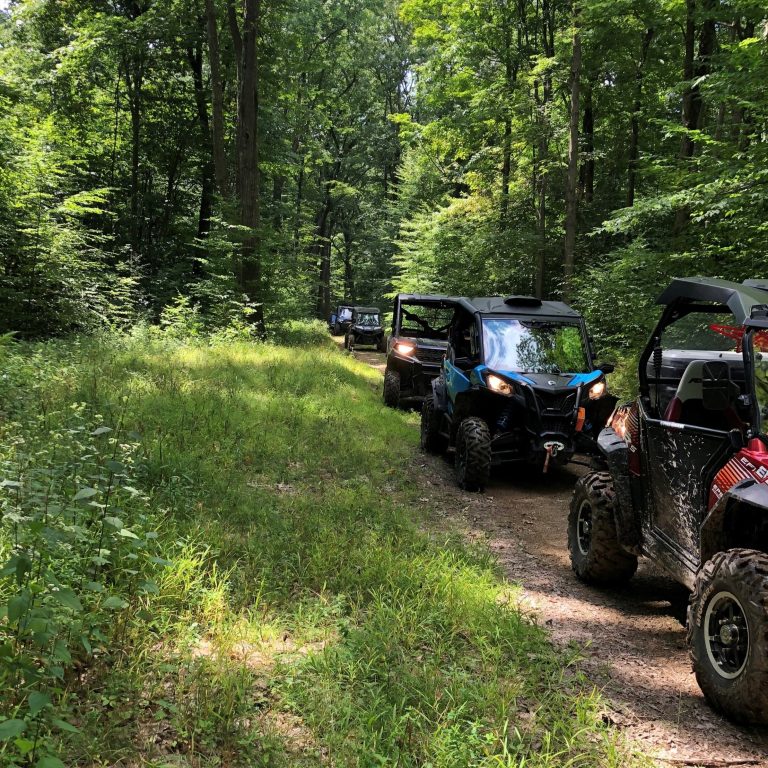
421,296,616,490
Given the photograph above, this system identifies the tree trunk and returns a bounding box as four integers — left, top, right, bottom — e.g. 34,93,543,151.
313,194,333,319
578,80,593,204
124,57,144,260
342,225,354,302
679,0,697,161
500,116,512,228
235,0,264,334
188,41,214,240
675,0,716,232
627,28,654,207
563,4,581,299
534,0,555,299
204,0,229,197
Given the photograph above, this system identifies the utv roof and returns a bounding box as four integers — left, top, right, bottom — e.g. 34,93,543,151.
656,277,768,325
395,293,458,307
353,306,380,314
743,279,768,292
457,296,582,318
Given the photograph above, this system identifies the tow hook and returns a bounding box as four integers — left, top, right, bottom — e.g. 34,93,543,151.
543,441,565,473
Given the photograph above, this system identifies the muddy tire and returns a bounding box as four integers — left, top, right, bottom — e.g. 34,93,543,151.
383,369,401,408
454,417,491,492
376,335,387,353
568,472,637,585
333,322,341,336
420,394,447,454
687,549,768,724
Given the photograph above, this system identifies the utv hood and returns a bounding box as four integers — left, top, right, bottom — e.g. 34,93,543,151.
474,366,602,389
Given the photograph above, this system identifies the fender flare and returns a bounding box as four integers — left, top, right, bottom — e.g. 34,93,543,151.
431,375,448,411
701,479,768,563
595,427,642,551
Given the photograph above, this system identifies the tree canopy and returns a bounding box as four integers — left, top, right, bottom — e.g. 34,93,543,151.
0,0,766,352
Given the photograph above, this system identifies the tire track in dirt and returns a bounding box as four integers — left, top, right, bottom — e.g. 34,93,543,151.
346,343,768,767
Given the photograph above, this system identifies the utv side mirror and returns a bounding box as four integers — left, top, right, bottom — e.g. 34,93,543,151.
596,362,615,375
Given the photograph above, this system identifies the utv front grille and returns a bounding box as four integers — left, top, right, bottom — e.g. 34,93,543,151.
417,347,446,366
540,415,574,435
537,391,577,412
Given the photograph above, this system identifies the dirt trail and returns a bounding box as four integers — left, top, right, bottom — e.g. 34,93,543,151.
333,336,386,372
350,344,768,768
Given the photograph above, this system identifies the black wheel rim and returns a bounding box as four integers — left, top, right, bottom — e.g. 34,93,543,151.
704,590,749,679
576,499,592,556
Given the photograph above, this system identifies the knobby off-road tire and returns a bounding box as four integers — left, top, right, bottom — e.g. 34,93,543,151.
420,394,447,454
332,322,341,336
687,548,768,724
568,472,638,585
383,369,401,408
454,417,492,492
376,335,387,353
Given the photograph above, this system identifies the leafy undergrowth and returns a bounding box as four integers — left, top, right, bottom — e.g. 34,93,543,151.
0,326,648,767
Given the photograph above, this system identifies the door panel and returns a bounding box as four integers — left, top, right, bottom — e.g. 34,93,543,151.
444,360,470,405
641,416,733,572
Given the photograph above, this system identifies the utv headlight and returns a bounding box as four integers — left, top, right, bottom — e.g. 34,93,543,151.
588,380,606,400
395,342,415,356
487,374,515,396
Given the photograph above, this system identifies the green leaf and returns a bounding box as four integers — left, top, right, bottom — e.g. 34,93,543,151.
36,756,66,768
73,487,98,501
90,426,112,436
118,528,139,540
0,719,26,740
103,516,124,529
8,594,30,622
51,719,80,733
27,691,51,716
105,460,124,473
15,737,35,755
102,596,128,610
51,588,82,613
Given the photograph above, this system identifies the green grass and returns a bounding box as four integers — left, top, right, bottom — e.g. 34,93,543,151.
0,326,648,767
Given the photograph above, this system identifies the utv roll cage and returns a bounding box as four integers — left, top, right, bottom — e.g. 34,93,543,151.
392,294,456,340
640,278,768,419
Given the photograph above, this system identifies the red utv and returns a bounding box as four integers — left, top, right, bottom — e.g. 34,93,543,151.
568,277,768,723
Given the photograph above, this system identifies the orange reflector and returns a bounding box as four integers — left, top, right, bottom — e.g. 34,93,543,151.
576,407,586,432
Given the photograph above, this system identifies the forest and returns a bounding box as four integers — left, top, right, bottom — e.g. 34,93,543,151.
1,0,768,765
1,0,765,348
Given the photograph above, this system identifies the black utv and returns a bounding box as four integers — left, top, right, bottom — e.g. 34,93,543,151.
423,296,616,490
344,307,386,351
568,277,768,723
329,305,354,336
383,294,457,409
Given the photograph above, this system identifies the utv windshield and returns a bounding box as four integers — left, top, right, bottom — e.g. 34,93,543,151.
482,318,589,375
338,307,353,322
357,313,380,327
